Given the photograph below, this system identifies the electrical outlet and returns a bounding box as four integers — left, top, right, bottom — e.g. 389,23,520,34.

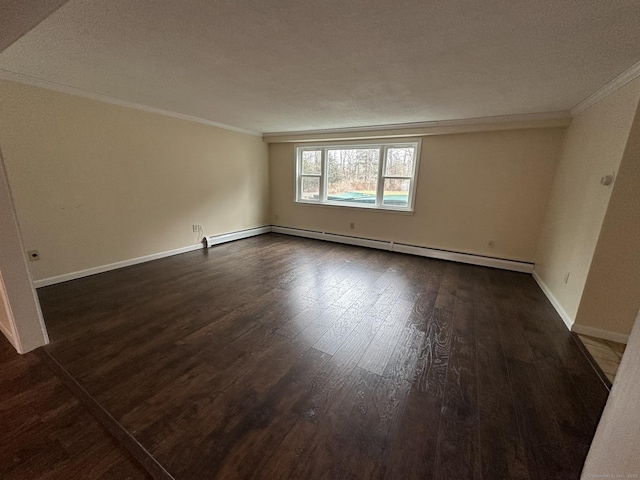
192,224,202,232
27,250,40,261
350,222,355,229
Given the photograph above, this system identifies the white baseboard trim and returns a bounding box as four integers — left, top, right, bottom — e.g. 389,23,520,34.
271,226,534,273
0,321,19,352
33,225,537,287
34,226,272,288
571,324,629,345
532,271,574,331
34,244,205,288
204,226,272,248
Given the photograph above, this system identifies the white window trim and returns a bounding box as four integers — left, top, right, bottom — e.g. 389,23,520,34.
295,140,422,213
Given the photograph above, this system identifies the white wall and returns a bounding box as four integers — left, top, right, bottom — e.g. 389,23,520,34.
0,146,48,352
582,309,640,477
0,270,15,342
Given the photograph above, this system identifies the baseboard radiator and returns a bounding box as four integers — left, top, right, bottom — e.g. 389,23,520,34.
203,226,272,248
34,225,531,288
271,226,534,273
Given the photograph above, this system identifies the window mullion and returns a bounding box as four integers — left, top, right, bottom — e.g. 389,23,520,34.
320,148,327,202
376,146,385,206
297,150,302,201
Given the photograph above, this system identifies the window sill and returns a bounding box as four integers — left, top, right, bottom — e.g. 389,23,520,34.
294,200,415,215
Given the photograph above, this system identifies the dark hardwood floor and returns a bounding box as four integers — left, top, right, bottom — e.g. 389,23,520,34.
0,335,149,479
36,233,608,479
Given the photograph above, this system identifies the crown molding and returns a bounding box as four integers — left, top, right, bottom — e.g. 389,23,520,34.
263,111,570,137
263,112,572,143
0,69,262,137
0,68,580,141
266,120,438,137
571,60,640,116
435,111,571,126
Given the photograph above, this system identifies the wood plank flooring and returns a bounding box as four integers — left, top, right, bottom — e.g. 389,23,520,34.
36,233,608,479
0,335,149,479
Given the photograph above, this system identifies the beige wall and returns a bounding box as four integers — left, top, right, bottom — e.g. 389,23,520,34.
270,128,565,263
0,145,47,352
0,80,270,281
574,100,640,337
534,77,640,324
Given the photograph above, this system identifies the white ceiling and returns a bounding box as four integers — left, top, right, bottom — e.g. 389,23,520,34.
1,0,639,134
0,0,70,52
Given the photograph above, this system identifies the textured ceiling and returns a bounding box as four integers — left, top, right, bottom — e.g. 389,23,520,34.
1,0,639,134
0,0,70,52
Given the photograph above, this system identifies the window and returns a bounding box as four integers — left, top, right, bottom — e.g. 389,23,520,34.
296,141,420,212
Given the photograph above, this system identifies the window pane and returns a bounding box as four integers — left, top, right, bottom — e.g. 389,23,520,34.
326,149,379,205
382,178,410,207
301,150,321,175
300,176,320,200
385,147,415,177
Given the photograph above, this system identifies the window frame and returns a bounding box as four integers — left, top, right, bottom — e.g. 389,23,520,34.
295,140,422,213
